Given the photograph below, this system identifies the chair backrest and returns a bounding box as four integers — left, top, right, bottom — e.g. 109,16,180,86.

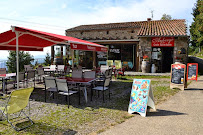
65,66,70,74
7,88,34,114
72,70,83,78
19,72,25,81
77,65,82,71
37,68,44,75
83,71,96,78
104,69,109,78
114,60,122,69
24,65,33,71
56,79,68,92
107,68,113,78
107,60,114,67
50,65,56,70
57,65,65,71
0,68,6,74
104,77,111,87
27,70,35,79
44,76,56,88
100,65,109,74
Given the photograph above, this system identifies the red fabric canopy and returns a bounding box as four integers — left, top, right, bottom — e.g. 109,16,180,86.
0,26,108,52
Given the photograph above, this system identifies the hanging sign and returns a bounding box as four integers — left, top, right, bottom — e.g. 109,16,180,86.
128,79,156,117
151,37,174,47
170,63,186,90
187,63,198,81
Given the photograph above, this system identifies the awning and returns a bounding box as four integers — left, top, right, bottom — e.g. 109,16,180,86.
0,26,108,52
0,26,108,90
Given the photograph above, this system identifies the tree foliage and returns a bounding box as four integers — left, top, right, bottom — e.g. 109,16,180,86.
161,14,172,20
190,0,203,49
6,51,34,73
44,53,51,66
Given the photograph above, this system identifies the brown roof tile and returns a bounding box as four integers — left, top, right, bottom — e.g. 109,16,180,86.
137,19,187,37
66,19,187,37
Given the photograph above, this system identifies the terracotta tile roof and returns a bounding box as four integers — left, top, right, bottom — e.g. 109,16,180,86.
66,19,187,37
137,19,187,37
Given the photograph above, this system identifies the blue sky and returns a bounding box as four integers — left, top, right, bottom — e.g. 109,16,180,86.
0,0,197,60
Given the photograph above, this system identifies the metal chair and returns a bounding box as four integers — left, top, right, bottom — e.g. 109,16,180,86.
77,65,82,71
0,88,34,131
64,66,70,76
26,70,35,88
91,77,111,102
72,70,83,78
14,72,25,88
83,71,96,79
100,65,109,75
44,76,57,102
56,79,79,108
36,67,45,82
57,65,65,76
24,65,33,72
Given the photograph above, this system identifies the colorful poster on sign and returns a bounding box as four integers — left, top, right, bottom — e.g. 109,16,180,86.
151,37,174,47
128,79,151,116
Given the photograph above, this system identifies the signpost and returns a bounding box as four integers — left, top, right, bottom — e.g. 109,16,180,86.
187,63,198,81
128,79,156,117
170,63,186,90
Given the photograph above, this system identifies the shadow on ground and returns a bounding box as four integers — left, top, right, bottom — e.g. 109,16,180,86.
147,109,187,117
184,88,203,91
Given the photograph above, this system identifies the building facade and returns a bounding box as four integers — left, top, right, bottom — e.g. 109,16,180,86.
66,19,188,72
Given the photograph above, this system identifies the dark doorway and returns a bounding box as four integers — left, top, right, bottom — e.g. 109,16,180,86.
162,47,173,72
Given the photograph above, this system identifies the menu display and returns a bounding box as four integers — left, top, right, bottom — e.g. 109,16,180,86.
187,63,198,81
128,79,156,117
171,64,185,84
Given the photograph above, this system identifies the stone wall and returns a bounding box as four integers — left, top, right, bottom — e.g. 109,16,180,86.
138,37,152,71
66,28,140,40
174,37,189,64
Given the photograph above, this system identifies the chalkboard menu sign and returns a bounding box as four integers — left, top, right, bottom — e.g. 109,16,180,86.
187,63,198,81
170,64,186,90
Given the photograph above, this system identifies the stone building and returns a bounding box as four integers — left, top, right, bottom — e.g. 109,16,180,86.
66,19,188,72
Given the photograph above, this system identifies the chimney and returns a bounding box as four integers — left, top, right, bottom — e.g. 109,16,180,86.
147,18,152,21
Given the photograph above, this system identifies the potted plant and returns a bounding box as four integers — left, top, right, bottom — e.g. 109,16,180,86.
141,55,150,73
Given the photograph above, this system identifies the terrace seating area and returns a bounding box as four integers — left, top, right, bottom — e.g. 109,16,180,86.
0,64,114,105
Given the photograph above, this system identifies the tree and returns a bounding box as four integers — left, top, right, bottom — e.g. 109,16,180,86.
161,14,172,20
44,53,51,66
190,0,203,52
6,51,34,73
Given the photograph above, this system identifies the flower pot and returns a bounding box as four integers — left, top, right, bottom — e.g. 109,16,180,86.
141,60,149,73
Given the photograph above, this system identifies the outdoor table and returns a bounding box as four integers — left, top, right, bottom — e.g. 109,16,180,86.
58,77,96,103
0,73,16,94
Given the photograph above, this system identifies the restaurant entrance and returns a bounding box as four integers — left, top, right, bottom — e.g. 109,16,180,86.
162,47,173,72
152,47,173,73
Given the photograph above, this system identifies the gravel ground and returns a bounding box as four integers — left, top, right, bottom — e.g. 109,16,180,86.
0,77,179,135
